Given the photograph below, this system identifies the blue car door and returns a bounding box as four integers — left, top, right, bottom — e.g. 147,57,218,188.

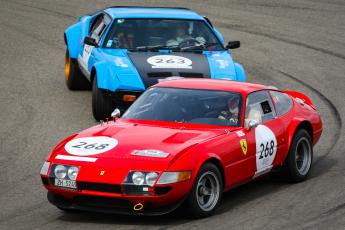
78,13,111,78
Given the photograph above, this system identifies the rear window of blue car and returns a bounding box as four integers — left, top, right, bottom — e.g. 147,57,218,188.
122,87,243,127
103,18,224,51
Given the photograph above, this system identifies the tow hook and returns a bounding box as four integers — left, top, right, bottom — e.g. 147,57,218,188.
133,203,144,211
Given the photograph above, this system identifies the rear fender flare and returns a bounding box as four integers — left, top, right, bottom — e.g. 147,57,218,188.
65,16,93,59
283,119,313,163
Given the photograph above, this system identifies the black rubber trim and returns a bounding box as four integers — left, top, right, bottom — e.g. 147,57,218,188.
77,182,122,194
41,177,49,186
47,191,185,216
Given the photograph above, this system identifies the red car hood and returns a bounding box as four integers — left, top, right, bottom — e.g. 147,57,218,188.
54,120,227,167
51,120,230,184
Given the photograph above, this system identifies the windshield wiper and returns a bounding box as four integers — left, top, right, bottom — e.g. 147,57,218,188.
180,43,219,51
135,45,180,51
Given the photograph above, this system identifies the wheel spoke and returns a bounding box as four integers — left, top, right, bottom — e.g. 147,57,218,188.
295,138,311,175
195,171,220,212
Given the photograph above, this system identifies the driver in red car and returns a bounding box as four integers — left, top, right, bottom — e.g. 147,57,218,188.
218,97,240,124
166,22,205,46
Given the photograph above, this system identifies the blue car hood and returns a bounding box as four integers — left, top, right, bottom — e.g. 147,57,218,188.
100,49,237,90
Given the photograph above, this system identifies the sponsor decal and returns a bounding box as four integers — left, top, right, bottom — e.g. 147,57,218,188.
158,76,184,82
82,44,93,66
216,59,229,69
64,136,118,156
147,55,192,69
236,130,245,137
114,57,128,67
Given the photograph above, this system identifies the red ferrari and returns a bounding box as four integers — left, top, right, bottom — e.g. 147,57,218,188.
40,79,322,218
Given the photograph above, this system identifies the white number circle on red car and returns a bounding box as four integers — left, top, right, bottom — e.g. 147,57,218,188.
147,55,192,69
64,136,118,156
255,125,277,173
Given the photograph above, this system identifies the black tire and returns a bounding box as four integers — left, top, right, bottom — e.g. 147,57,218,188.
184,163,223,218
65,49,91,90
92,75,116,121
281,129,313,182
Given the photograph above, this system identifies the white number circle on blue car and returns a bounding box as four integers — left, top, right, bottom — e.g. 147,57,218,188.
147,55,192,69
64,136,118,156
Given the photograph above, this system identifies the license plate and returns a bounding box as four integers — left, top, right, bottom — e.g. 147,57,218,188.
54,179,76,189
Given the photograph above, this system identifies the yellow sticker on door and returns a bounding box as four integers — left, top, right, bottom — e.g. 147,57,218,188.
240,139,248,155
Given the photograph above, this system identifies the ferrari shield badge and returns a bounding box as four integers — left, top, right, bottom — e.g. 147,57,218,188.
240,139,248,155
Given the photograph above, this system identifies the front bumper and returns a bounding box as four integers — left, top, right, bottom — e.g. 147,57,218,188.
47,191,185,216
42,176,191,216
104,89,143,110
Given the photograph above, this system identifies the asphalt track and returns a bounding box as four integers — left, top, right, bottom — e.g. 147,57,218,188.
0,0,344,229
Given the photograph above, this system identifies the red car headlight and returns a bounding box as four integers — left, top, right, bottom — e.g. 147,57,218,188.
122,171,159,195
124,171,159,186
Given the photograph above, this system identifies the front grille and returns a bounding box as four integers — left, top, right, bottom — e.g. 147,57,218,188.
74,195,133,211
77,182,122,194
147,72,172,78
178,72,204,78
155,186,172,195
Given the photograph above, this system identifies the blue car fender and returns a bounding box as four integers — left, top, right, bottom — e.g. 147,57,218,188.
92,61,118,91
93,59,146,92
234,62,246,82
64,16,92,59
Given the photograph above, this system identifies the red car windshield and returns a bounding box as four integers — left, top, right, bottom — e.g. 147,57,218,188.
122,87,242,127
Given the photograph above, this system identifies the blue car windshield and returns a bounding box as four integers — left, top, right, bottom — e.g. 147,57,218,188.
122,87,242,127
103,19,224,51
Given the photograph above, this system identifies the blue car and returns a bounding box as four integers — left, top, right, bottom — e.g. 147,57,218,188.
64,6,246,121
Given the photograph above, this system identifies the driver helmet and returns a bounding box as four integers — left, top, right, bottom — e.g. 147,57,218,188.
228,97,239,114
176,22,189,37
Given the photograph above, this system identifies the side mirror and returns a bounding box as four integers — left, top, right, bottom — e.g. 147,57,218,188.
247,119,258,130
111,108,121,121
226,40,240,49
84,37,98,47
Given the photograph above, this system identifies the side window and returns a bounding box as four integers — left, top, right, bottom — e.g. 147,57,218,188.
89,14,111,44
245,90,276,126
89,14,103,36
270,91,293,116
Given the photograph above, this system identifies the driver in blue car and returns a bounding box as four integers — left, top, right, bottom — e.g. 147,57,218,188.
166,22,206,46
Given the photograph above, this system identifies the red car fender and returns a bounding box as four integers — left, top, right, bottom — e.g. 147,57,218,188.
46,133,77,161
166,148,224,191
285,117,316,162
283,90,315,110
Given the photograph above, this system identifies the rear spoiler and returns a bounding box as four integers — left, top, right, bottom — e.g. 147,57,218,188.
283,90,315,110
